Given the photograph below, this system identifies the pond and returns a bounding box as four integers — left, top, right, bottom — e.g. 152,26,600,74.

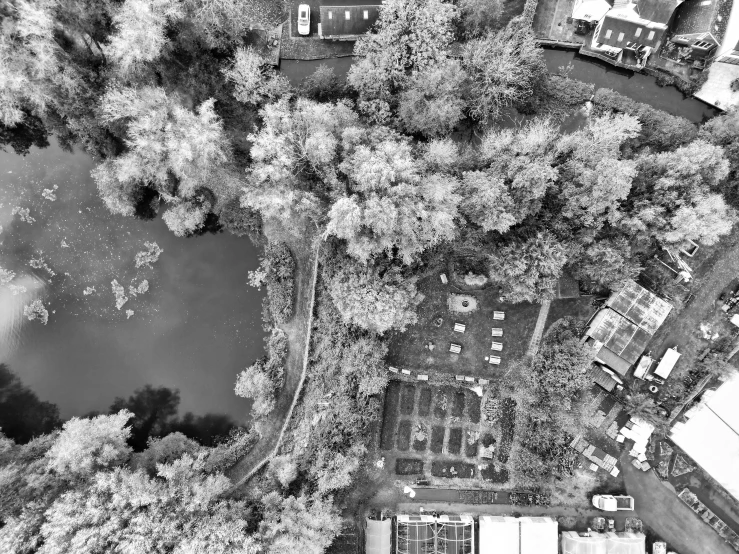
279,49,717,124
0,139,265,424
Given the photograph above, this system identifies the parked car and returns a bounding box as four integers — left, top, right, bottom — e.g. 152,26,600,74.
297,4,310,35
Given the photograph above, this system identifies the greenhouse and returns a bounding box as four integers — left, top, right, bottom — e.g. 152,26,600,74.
396,514,474,554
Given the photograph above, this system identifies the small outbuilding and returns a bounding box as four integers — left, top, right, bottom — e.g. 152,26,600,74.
654,347,680,379
365,518,391,554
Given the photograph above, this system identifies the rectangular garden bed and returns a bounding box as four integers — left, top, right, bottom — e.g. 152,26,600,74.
396,458,425,475
497,398,516,463
430,426,446,454
434,390,448,419
413,423,428,452
452,391,465,418
380,381,401,450
480,463,509,483
432,460,476,479
418,387,433,416
467,393,481,424
448,427,463,455
400,384,416,416
397,420,412,451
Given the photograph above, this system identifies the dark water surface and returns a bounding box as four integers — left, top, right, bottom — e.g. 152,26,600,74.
0,140,264,422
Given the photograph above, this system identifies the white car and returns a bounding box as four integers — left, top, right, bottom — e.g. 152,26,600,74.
298,4,310,36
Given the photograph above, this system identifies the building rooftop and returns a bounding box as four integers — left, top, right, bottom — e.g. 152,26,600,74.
586,308,653,369
636,0,685,23
479,516,558,554
319,5,381,37
605,280,672,333
365,518,391,554
671,0,733,43
597,12,666,48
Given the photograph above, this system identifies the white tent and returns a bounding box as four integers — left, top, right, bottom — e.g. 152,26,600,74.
561,531,608,554
671,372,739,501
480,516,558,554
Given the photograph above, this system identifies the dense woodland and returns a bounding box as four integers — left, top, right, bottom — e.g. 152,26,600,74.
3,0,739,550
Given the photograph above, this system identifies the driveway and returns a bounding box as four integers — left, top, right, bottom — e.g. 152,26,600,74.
621,451,736,554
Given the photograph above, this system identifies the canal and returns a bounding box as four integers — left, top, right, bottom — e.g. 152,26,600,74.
0,139,265,424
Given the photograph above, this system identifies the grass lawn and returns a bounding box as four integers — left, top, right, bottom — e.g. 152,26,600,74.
386,275,542,378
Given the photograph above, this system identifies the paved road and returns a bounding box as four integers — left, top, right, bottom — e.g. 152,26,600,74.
621,451,736,554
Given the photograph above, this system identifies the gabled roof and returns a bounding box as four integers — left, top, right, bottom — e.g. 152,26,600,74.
671,0,733,43
605,280,672,333
586,308,652,366
319,5,381,36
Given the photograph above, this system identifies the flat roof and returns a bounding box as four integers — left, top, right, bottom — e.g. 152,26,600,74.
479,516,557,554
319,5,380,36
654,347,680,378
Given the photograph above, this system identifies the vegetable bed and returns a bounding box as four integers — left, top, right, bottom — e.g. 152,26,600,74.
397,420,412,451
480,463,509,483
400,384,416,416
418,387,433,416
448,427,463,455
466,393,481,424
466,439,478,458
432,461,476,479
396,458,424,475
380,381,401,450
497,398,516,463
452,391,465,418
430,426,446,453
433,390,448,419
413,423,428,452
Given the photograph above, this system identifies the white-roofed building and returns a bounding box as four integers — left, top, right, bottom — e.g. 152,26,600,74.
572,0,612,23
479,516,557,554
671,371,739,501
561,531,646,554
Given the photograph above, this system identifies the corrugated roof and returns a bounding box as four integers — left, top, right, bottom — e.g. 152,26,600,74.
605,280,672,333
671,0,733,43
366,519,391,554
597,13,666,48
589,364,618,391
319,5,380,36
586,308,652,365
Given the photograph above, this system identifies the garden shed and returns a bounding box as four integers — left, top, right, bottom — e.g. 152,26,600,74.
365,518,391,554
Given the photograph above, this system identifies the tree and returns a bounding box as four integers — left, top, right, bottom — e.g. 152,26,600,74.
459,171,517,233
46,411,133,476
269,455,298,489
162,199,210,237
398,60,468,137
0,364,61,444
459,0,502,37
260,493,341,554
235,331,287,420
222,47,290,105
348,0,458,99
327,127,460,263
489,232,568,303
109,385,181,451
328,263,420,334
106,0,184,73
463,24,547,123
574,237,642,290
300,64,345,101
700,108,739,206
556,113,641,227
94,87,230,217
185,0,284,48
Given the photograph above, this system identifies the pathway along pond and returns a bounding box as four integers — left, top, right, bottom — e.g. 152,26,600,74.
280,48,717,123
0,139,265,424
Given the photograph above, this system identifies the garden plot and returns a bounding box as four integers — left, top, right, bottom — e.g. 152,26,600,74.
386,274,542,377
379,380,515,486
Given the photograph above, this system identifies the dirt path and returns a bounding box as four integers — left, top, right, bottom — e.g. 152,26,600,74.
526,299,551,357
226,234,320,488
621,451,736,554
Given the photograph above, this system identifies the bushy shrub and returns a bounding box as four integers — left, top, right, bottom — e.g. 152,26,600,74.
250,241,295,324
593,88,697,152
